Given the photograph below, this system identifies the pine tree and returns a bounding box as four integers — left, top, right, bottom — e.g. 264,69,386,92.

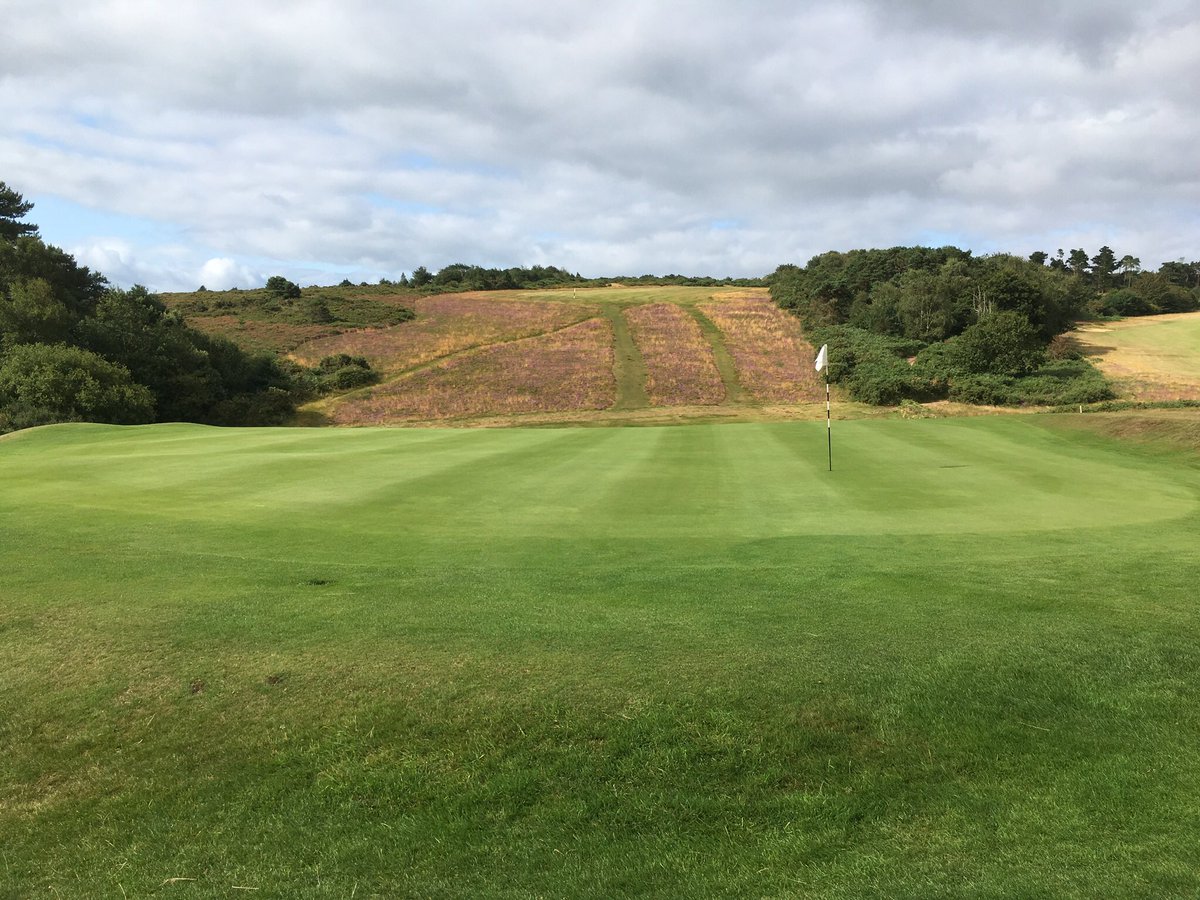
0,181,39,241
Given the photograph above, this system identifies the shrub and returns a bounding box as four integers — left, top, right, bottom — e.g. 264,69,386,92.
265,275,301,299
313,354,379,393
947,359,1114,407
951,311,1045,376
0,342,155,430
1046,334,1083,360
304,298,335,324
1098,288,1155,317
1006,360,1114,405
911,341,959,387
948,374,1013,405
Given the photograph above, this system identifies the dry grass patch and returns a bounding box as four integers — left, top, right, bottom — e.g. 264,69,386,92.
699,296,823,403
291,295,595,374
325,318,615,423
625,304,724,406
1074,312,1200,401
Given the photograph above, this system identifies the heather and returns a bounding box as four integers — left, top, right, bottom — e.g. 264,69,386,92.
292,295,594,374
327,317,614,422
624,302,724,406
699,296,823,403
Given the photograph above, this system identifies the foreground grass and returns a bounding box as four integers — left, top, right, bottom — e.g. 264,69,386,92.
2,418,1200,897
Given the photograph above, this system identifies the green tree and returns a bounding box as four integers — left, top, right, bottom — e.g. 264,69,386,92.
1117,254,1141,286
0,342,155,430
265,275,301,299
0,277,74,345
892,268,965,343
950,311,1045,376
1091,246,1117,290
1067,248,1090,279
0,236,108,318
0,181,38,241
1159,260,1200,289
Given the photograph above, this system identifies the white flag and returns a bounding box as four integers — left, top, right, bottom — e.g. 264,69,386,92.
814,344,828,372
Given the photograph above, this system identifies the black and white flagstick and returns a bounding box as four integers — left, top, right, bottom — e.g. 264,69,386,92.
825,375,832,472
815,343,831,471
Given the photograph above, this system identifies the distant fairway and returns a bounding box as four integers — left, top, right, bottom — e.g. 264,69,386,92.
1076,311,1200,400
3,418,1200,896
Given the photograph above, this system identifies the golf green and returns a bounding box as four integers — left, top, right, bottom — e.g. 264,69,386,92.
2,418,1199,897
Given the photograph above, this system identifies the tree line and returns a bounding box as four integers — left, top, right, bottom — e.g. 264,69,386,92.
345,265,763,293
0,182,297,433
769,245,1198,407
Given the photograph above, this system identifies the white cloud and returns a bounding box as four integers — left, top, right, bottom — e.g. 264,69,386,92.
198,258,264,293
1,0,1198,291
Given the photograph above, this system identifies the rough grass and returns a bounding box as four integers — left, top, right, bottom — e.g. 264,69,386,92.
3,417,1200,896
699,296,824,403
625,303,725,406
321,317,615,423
290,295,595,375
1074,311,1200,400
164,286,418,355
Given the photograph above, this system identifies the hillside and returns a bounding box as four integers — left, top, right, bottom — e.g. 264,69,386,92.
166,285,829,426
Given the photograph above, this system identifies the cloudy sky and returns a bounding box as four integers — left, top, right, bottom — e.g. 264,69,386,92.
2,0,1197,291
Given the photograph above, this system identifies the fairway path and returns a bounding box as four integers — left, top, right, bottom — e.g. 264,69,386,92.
601,305,651,410
685,305,746,403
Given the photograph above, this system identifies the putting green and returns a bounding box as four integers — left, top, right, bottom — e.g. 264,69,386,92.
2,418,1192,559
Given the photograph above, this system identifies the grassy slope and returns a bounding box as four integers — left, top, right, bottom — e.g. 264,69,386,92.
3,417,1200,896
297,286,799,425
1075,312,1200,399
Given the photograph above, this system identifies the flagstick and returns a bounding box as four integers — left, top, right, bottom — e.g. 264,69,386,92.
826,377,832,472
814,343,831,472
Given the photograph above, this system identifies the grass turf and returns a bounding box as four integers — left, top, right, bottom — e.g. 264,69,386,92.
1076,312,1200,400
2,417,1200,897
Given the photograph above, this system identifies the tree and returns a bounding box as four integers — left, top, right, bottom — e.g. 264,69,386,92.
0,236,108,318
265,275,301,299
1159,260,1200,289
0,342,155,430
1028,251,1048,266
1117,255,1141,286
0,181,38,241
1067,248,1090,279
950,311,1044,376
1091,246,1117,290
410,265,432,287
0,277,74,345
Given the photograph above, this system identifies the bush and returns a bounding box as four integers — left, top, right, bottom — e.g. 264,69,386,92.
0,342,155,430
265,275,301,299
312,354,379,393
948,374,1013,405
947,359,1114,407
1006,360,1114,405
911,341,959,387
951,311,1045,376
1098,288,1155,317
845,357,931,405
304,298,335,324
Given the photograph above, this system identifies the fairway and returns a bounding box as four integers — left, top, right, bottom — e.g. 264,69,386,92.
3,418,1200,896
1076,311,1200,400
